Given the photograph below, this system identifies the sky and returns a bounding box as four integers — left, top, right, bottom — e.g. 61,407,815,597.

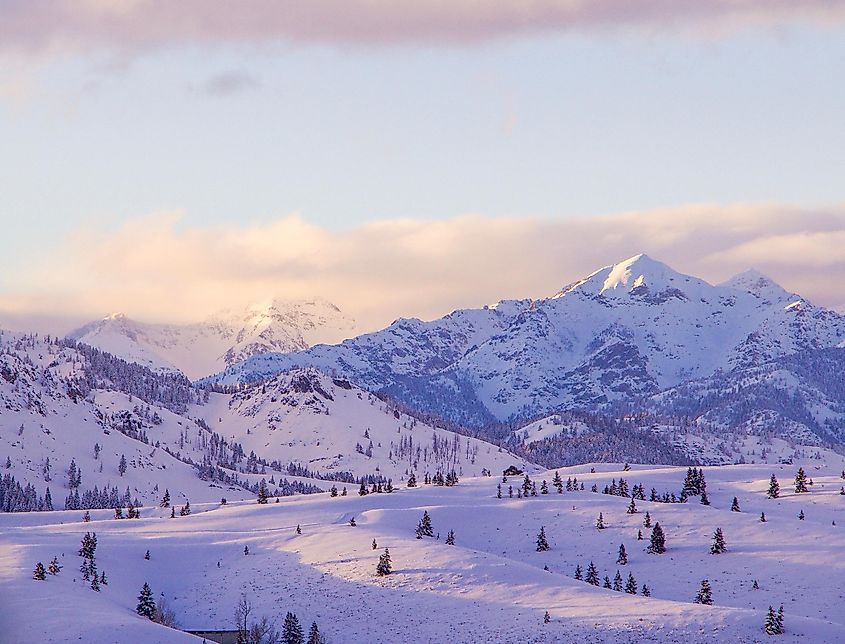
1,1,844,332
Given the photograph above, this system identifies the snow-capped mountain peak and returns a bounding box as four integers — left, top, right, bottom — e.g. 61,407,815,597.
68,298,357,379
720,268,794,303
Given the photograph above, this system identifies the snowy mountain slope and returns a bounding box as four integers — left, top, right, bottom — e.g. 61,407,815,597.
67,298,357,379
195,368,533,482
206,255,845,432
4,458,845,643
0,332,258,509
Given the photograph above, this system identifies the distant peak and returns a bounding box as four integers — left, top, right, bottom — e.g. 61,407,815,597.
721,269,792,300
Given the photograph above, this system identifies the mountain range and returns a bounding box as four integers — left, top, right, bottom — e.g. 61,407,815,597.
67,298,357,379
200,254,845,444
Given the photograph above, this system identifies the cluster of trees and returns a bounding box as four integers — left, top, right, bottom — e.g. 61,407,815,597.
0,473,52,512
78,532,107,591
573,561,646,596
232,594,326,644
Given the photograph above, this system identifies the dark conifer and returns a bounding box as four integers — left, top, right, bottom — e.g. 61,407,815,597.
33,562,46,580
625,572,637,595
445,529,456,545
136,582,156,619
596,512,606,530
794,468,809,494
617,543,628,565
767,474,780,499
585,561,599,586
647,523,666,554
376,548,392,576
710,528,727,554
48,556,62,575
574,564,583,580
612,570,622,591
536,526,550,552
282,612,304,644
695,579,713,605
730,497,740,512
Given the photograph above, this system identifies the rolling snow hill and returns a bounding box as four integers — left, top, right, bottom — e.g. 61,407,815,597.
3,458,845,642
67,298,357,379
205,254,845,441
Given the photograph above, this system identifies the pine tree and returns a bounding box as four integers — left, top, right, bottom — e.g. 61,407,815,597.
760,512,767,523
244,545,249,555
83,510,90,522
794,468,808,494
144,549,150,560
376,548,392,576
419,510,434,537
798,509,805,520
543,611,551,624
637,529,643,541
627,498,638,514
100,570,107,586
536,526,550,551
33,562,46,580
540,480,549,495
612,570,623,591
617,543,628,565
359,482,368,496
136,582,156,619
180,501,191,516
257,479,269,504
700,489,710,506
341,487,347,496
445,529,455,545
642,584,651,597
647,523,666,554
349,517,356,527
604,575,613,589
764,606,780,635
643,512,652,528
372,539,378,550
48,556,62,575
574,564,583,580
307,622,322,644
694,579,713,605
170,507,175,519
776,605,784,634
596,512,605,530
585,561,599,586
767,474,780,499
160,489,170,508
731,497,740,512
407,472,416,488
283,612,304,644
118,454,127,477
90,564,100,592
330,485,338,497
710,528,727,554
625,572,637,595
497,483,502,499
553,471,563,493
752,580,759,590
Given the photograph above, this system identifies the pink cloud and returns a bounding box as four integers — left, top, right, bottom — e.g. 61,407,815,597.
2,203,845,333
2,1,845,57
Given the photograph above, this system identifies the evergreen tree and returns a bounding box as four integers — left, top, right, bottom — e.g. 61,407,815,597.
257,479,269,504
115,507,124,519
767,474,780,499
616,543,628,565
376,548,392,576
641,584,651,597
170,507,175,519
536,526,550,551
48,556,62,575
596,512,605,530
372,539,378,550
445,529,456,545
776,605,784,634
612,570,623,591
764,606,781,635
627,498,638,514
637,529,643,541
574,564,582,580
282,612,304,644
647,523,666,554
794,468,809,494
553,471,563,493
752,580,759,590
798,509,805,520
307,622,323,644
100,570,107,586
760,512,767,523
497,483,502,499
731,497,740,512
710,528,727,554
359,482,368,496
419,510,434,537
90,565,100,592
118,454,127,477
244,545,249,555
700,489,710,506
694,579,713,605
136,582,156,619
33,562,46,580
179,501,191,516
544,611,551,624
643,512,652,528
604,575,613,590
144,549,150,560
160,489,170,508
585,561,600,586
625,572,637,594
407,472,417,488
341,487,347,496
349,517,356,527
296,524,302,535
540,480,549,494
330,485,338,497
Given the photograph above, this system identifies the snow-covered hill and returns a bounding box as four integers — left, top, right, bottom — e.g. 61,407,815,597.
205,255,845,437
0,332,529,514
4,458,845,642
196,369,532,483
67,298,357,379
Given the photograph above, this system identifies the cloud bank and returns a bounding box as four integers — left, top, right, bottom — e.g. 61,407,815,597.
2,204,844,333
3,0,844,58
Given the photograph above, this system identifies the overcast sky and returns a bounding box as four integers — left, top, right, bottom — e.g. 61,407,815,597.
1,1,844,331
